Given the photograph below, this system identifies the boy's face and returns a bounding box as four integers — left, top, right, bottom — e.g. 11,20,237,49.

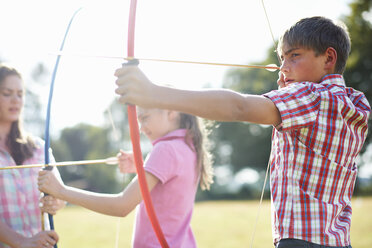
279,43,329,85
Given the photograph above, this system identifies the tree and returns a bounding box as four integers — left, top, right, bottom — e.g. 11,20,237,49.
343,0,372,148
341,0,372,194
210,48,279,173
52,123,122,193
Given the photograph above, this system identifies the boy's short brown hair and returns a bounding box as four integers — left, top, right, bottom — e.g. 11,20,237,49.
278,16,351,74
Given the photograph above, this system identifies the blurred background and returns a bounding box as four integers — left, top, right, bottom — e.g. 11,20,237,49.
1,0,369,199
1,0,372,246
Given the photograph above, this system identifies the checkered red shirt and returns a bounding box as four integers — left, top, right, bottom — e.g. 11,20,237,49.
264,74,370,246
0,137,57,248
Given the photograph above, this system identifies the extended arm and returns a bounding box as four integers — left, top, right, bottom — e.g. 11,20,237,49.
114,66,281,126
38,170,159,217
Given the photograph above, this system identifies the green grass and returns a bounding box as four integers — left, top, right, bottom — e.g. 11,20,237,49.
54,197,372,247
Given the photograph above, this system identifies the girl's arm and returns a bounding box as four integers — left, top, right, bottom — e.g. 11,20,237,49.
38,170,159,217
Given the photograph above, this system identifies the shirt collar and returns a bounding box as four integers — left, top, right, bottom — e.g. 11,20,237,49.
152,129,188,146
320,74,346,88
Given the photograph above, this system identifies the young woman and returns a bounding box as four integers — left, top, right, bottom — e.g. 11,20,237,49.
0,64,64,248
38,107,214,247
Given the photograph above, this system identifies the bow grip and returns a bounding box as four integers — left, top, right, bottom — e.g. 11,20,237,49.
122,58,139,67
122,58,139,106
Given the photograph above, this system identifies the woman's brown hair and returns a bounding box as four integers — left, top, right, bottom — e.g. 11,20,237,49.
0,65,36,165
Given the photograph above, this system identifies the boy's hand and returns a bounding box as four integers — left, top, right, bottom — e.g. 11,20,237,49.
117,150,136,174
114,65,156,108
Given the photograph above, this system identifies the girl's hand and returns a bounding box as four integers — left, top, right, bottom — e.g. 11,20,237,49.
117,150,136,174
38,171,65,198
40,195,66,215
17,231,58,248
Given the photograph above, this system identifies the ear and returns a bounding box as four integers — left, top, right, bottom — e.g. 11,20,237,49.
324,47,337,72
167,110,178,121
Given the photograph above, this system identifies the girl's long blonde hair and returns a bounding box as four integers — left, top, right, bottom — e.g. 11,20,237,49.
179,113,213,191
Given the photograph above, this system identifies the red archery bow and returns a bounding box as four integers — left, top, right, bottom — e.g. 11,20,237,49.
125,0,169,247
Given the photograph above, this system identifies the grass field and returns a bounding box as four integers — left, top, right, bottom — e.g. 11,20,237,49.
54,196,372,247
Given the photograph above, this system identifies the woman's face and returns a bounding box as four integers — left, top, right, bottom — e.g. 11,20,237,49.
0,75,24,124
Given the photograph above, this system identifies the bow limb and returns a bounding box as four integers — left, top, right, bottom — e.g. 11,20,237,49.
125,1,169,247
43,8,82,248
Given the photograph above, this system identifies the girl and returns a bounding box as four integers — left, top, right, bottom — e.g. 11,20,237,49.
0,64,63,248
38,107,214,247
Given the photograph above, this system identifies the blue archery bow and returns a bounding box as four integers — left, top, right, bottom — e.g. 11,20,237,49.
43,8,82,248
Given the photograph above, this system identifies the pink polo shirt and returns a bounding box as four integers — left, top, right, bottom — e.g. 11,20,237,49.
132,129,198,248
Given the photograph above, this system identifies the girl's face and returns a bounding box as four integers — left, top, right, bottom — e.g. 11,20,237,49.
0,75,24,125
137,108,178,142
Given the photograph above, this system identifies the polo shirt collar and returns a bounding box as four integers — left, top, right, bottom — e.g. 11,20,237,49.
152,129,187,146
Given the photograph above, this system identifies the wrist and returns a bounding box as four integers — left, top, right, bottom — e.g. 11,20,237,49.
11,234,26,248
56,185,68,200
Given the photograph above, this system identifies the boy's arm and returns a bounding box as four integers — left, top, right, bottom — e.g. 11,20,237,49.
114,66,281,126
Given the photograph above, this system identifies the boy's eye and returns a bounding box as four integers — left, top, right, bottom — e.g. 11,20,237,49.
291,53,299,58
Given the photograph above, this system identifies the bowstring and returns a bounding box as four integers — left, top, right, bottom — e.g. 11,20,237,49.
261,0,281,66
249,1,279,247
106,106,123,248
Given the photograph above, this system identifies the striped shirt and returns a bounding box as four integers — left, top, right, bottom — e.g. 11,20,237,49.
263,74,370,246
0,137,58,248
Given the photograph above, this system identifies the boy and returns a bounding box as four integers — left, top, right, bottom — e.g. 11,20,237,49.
114,16,370,248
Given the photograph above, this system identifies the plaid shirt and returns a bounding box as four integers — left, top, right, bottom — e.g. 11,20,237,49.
0,137,56,248
264,74,370,246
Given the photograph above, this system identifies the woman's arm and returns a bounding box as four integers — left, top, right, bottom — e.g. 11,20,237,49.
38,170,159,217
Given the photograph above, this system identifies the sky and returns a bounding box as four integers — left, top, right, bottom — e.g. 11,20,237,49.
0,0,352,135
